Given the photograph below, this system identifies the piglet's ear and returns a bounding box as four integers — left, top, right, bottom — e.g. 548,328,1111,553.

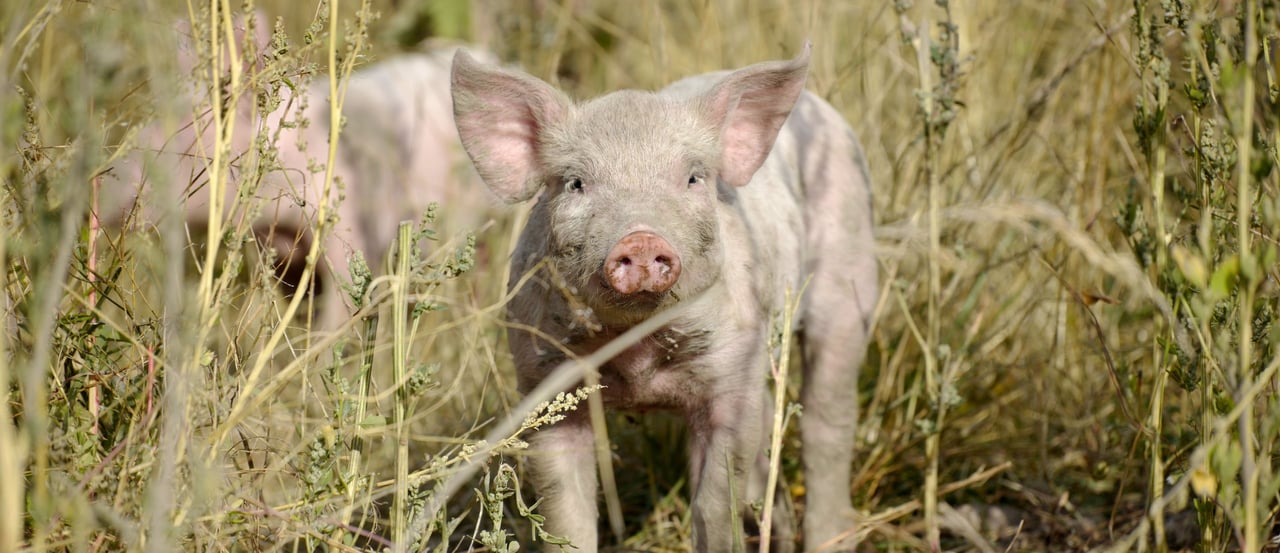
451,50,571,204
702,43,811,187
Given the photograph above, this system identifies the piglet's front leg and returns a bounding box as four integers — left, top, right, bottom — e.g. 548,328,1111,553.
685,354,768,553
527,412,599,552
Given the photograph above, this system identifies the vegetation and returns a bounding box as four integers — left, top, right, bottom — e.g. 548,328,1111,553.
2,0,1277,551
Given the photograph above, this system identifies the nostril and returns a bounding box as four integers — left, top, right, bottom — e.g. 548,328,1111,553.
655,255,669,265
619,257,632,266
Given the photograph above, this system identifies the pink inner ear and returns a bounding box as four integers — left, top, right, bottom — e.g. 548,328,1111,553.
472,110,540,188
718,93,796,187
490,123,537,174
720,115,776,187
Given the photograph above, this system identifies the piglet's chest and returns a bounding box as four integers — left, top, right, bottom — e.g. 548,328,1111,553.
576,326,715,411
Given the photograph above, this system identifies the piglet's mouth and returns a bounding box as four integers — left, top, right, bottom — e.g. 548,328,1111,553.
592,273,672,305
578,276,678,326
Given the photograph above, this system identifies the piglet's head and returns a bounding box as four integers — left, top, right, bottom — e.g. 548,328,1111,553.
451,46,810,325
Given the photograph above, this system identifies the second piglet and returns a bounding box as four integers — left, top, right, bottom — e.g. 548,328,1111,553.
451,44,876,552
100,13,497,330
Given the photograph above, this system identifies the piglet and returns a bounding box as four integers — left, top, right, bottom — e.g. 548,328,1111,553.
451,44,876,552
100,12,496,330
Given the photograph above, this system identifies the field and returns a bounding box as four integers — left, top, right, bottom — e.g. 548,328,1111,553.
2,0,1279,551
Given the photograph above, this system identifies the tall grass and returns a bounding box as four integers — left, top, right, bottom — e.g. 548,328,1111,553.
2,0,1277,551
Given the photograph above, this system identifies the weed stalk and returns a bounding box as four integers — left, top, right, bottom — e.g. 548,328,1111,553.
1234,1,1259,550
393,221,411,551
760,283,806,553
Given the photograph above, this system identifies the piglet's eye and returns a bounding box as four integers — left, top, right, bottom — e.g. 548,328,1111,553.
687,175,704,187
565,177,584,193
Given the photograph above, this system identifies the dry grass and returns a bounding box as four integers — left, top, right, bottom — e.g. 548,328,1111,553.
2,0,1278,551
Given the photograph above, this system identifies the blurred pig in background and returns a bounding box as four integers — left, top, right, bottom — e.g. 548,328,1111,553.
99,10,498,330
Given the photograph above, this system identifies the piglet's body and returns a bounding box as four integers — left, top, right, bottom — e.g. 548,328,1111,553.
452,46,876,552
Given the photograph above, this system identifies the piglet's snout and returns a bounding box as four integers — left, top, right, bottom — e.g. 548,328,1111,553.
604,231,682,294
